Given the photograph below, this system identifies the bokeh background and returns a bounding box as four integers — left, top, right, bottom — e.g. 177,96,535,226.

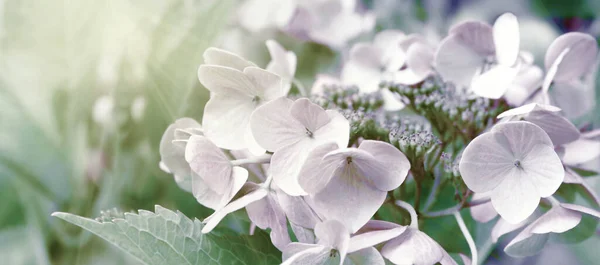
0,0,599,264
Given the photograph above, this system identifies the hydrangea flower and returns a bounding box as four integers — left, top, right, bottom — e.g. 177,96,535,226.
237,0,296,33
435,13,523,99
459,121,564,223
250,97,350,196
159,118,203,192
198,48,286,154
504,199,600,257
281,220,385,265
266,39,297,94
297,140,410,232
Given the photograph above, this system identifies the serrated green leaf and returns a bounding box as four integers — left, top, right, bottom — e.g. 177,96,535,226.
52,205,281,265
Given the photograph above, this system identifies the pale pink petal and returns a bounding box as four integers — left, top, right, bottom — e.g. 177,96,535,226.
471,65,518,99
357,140,410,191
244,67,285,100
459,132,514,193
347,43,383,71
185,135,232,194
435,34,485,88
544,32,598,82
405,42,434,78
529,206,582,234
440,252,459,265
282,244,332,265
298,143,341,194
290,98,332,133
390,68,428,85
380,228,446,265
355,220,402,233
347,226,406,253
542,48,570,94
159,118,202,190
551,80,594,119
491,217,530,243
250,97,305,151
344,247,385,265
277,192,322,228
493,13,520,66
561,203,600,219
315,220,351,254
191,172,224,210
269,140,312,196
496,103,561,119
491,171,540,224
449,21,496,55
246,192,291,250
525,110,580,146
202,93,256,150
561,138,600,165
459,253,471,265
470,193,497,223
381,89,406,111
312,167,387,233
341,60,383,93
311,74,342,96
202,47,256,71
373,30,407,71
202,184,268,233
315,110,350,148
503,228,549,257
520,144,564,197
291,223,316,243
504,65,543,106
490,121,554,156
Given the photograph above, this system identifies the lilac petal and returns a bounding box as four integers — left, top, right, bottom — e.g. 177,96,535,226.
561,203,600,219
449,21,496,55
312,166,387,233
520,144,564,197
266,39,297,94
525,110,580,146
380,89,406,111
277,192,322,228
345,247,385,265
529,206,582,234
459,253,471,265
291,223,316,243
504,227,549,257
315,220,351,260
435,34,485,88
243,67,286,100
497,102,560,119
504,65,543,106
202,93,257,150
202,183,268,233
544,32,598,82
347,226,406,253
541,48,570,94
185,135,232,194
298,143,341,194
355,220,402,234
471,65,518,99
202,47,256,71
281,244,333,265
315,110,350,148
246,192,291,250
459,131,514,193
470,192,497,223
405,42,434,78
290,98,332,133
490,121,554,156
491,217,530,243
390,68,428,85
269,140,312,196
357,140,410,191
561,138,600,165
493,13,520,66
380,228,446,265
551,80,594,119
250,97,305,152
191,171,225,210
491,171,540,224
440,252,459,265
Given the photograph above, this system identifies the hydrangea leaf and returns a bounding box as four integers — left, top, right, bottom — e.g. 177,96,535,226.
52,205,281,265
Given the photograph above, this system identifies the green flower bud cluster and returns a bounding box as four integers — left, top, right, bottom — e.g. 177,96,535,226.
388,122,441,160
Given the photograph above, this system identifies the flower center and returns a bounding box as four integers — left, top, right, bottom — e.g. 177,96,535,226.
514,160,522,169
305,128,314,138
346,156,353,164
329,249,338,258
252,96,261,104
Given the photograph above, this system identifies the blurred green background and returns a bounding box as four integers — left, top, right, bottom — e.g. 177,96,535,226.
1,0,599,264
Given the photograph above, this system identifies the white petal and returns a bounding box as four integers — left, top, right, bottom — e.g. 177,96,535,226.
202,93,256,150
202,47,256,70
190,172,224,210
449,21,496,55
544,32,598,82
504,65,543,106
357,140,410,191
434,34,485,88
529,206,582,234
202,183,268,233
380,228,445,265
373,30,407,71
561,138,600,165
315,110,350,148
347,226,406,253
440,252,459,265
282,244,334,265
470,193,497,223
315,219,351,254
185,135,232,194
266,39,297,93
355,220,402,233
341,60,383,93
312,165,387,233
298,143,341,194
471,65,518,99
291,98,332,133
497,102,561,119
490,121,554,156
344,247,385,265
246,192,290,250
504,227,549,257
542,47,570,94
270,140,313,196
347,43,383,71
493,13,520,66
277,192,322,229
244,67,285,100
551,80,595,119
521,144,564,197
291,223,316,243
459,131,515,193
561,203,600,219
405,42,434,78
250,97,305,152
159,118,202,190
525,110,580,146
381,89,406,111
491,217,530,243
491,171,540,224
197,65,255,96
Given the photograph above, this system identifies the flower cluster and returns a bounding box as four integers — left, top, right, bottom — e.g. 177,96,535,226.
159,9,600,265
